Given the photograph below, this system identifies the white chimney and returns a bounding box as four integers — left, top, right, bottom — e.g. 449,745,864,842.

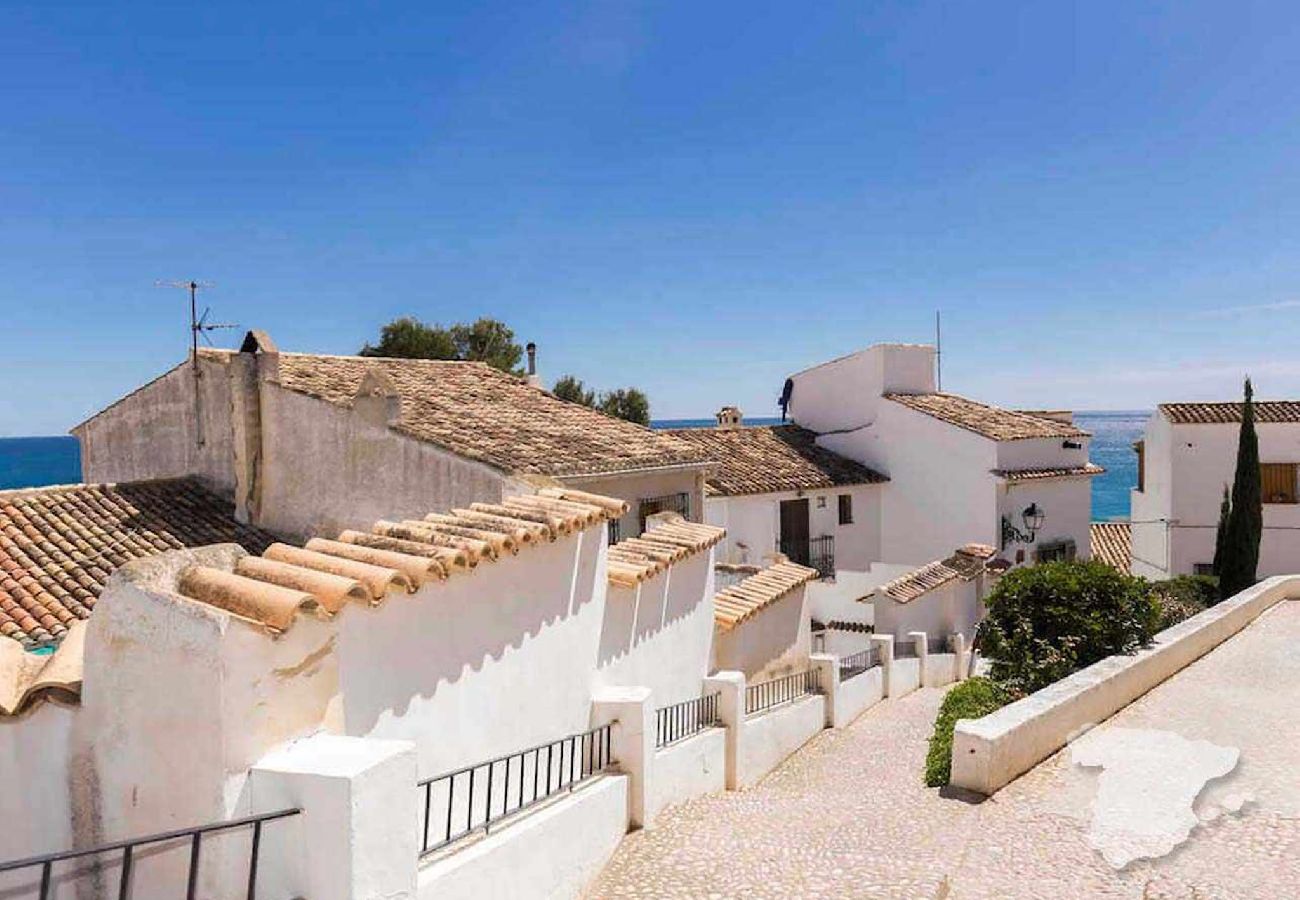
715,406,743,429
526,342,540,387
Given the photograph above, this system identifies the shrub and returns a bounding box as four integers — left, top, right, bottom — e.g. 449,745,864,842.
1149,575,1219,631
976,560,1158,696
924,677,1010,787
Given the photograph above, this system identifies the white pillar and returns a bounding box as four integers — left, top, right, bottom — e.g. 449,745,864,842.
251,734,419,900
592,686,654,830
951,633,968,683
809,653,839,728
703,671,745,790
870,634,895,697
908,630,928,686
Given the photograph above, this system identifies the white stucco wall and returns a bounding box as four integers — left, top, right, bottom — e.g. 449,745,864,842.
0,701,75,866
594,551,716,708
736,693,826,788
999,475,1094,565
873,573,987,642
1133,413,1300,579
568,468,708,534
833,667,884,726
650,727,726,821
890,657,921,697
785,344,936,437
712,586,811,682
74,355,238,491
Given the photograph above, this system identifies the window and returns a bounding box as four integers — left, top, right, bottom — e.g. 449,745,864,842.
1134,440,1145,493
1036,540,1076,564
638,492,691,531
1260,463,1298,504
1193,563,1215,576
607,519,622,545
838,494,853,525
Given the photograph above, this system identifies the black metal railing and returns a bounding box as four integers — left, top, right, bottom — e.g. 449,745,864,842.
777,534,835,578
607,519,623,545
745,669,821,716
418,723,615,856
928,635,952,655
894,639,919,659
655,692,720,748
838,646,879,681
0,807,300,900
638,492,691,531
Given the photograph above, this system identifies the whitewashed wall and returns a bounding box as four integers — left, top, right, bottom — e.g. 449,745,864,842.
872,575,986,642
712,586,811,681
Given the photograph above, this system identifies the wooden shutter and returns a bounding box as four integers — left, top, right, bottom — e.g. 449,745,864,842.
1260,463,1298,504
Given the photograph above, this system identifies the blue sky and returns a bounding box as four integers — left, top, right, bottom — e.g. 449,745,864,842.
3,1,1300,435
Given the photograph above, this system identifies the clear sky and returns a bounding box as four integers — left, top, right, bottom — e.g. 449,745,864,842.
3,1,1300,435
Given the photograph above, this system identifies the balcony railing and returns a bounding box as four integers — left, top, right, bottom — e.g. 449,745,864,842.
0,807,301,900
838,646,879,681
777,534,835,578
655,692,720,748
745,669,821,717
417,723,615,855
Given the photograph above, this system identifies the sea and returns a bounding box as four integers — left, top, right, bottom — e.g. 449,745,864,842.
0,411,1147,519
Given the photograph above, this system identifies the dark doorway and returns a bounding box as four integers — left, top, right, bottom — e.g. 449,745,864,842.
778,498,810,565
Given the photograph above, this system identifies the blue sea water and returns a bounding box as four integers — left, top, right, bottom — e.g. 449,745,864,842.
655,412,1149,521
0,413,1147,518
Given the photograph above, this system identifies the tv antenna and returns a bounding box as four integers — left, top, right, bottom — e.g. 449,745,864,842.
156,280,237,448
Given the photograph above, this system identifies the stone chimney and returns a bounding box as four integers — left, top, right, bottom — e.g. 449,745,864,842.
526,342,541,387
715,406,743,429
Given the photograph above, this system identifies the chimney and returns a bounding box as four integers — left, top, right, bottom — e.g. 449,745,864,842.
715,405,743,429
526,342,541,387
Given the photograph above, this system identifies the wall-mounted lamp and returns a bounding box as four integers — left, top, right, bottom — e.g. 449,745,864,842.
1001,502,1045,549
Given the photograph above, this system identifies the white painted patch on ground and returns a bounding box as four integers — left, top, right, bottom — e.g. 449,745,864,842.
1070,727,1238,868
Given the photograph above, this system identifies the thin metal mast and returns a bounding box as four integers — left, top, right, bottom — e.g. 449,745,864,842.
935,309,942,391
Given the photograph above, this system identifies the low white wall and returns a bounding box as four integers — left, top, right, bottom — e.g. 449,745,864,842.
922,652,958,688
951,576,1300,796
418,774,629,900
650,727,726,821
890,658,920,697
835,667,885,725
737,694,826,788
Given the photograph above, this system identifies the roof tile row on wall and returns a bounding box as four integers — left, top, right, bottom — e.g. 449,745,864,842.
992,464,1105,482
874,544,999,604
606,517,726,587
713,561,820,632
885,393,1089,441
1159,401,1300,425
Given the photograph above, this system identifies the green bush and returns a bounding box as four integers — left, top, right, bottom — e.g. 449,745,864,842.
1149,574,1219,631
924,678,1010,787
976,560,1158,696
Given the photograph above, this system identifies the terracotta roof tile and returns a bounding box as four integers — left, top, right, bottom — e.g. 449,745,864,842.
713,561,819,632
248,351,712,477
1160,401,1300,425
873,544,997,604
992,464,1105,482
606,515,726,587
663,425,887,496
0,620,86,716
0,479,278,650
885,393,1088,441
1090,522,1131,573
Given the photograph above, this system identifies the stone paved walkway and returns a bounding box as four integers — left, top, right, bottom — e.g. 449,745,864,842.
588,604,1300,899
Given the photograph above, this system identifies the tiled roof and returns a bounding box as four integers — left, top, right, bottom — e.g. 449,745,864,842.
714,561,819,632
246,350,711,477
0,620,85,715
992,464,1105,482
170,487,629,635
0,479,278,649
1090,522,1131,573
662,425,888,496
885,393,1088,441
1159,401,1300,425
874,544,997,604
606,517,726,587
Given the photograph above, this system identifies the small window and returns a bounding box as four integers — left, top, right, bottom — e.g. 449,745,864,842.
838,494,853,525
1260,463,1298,504
1134,440,1145,493
1036,540,1076,564
1193,563,1215,576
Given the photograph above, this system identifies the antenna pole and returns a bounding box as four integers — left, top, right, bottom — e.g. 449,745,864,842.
190,280,199,364
935,310,942,391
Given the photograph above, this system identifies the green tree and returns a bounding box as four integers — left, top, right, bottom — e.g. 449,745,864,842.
1212,484,1231,577
359,317,524,373
359,317,457,360
598,388,651,426
1218,377,1263,600
552,375,596,407
976,560,1158,696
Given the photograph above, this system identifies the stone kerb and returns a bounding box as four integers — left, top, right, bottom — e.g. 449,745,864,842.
951,575,1300,796
592,686,654,829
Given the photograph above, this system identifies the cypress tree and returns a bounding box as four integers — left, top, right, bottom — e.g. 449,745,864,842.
1211,484,1230,578
1218,377,1263,599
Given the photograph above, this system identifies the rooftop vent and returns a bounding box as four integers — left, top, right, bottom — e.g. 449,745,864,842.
715,406,743,429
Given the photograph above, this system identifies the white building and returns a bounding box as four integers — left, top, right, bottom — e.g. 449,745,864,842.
783,343,1101,568
1130,400,1300,580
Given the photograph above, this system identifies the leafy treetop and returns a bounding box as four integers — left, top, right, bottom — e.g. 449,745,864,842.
360,316,524,374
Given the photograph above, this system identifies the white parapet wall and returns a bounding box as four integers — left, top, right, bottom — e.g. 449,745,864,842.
890,657,921,697
650,727,726,822
417,774,629,900
834,665,885,726
736,694,827,789
951,575,1300,796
